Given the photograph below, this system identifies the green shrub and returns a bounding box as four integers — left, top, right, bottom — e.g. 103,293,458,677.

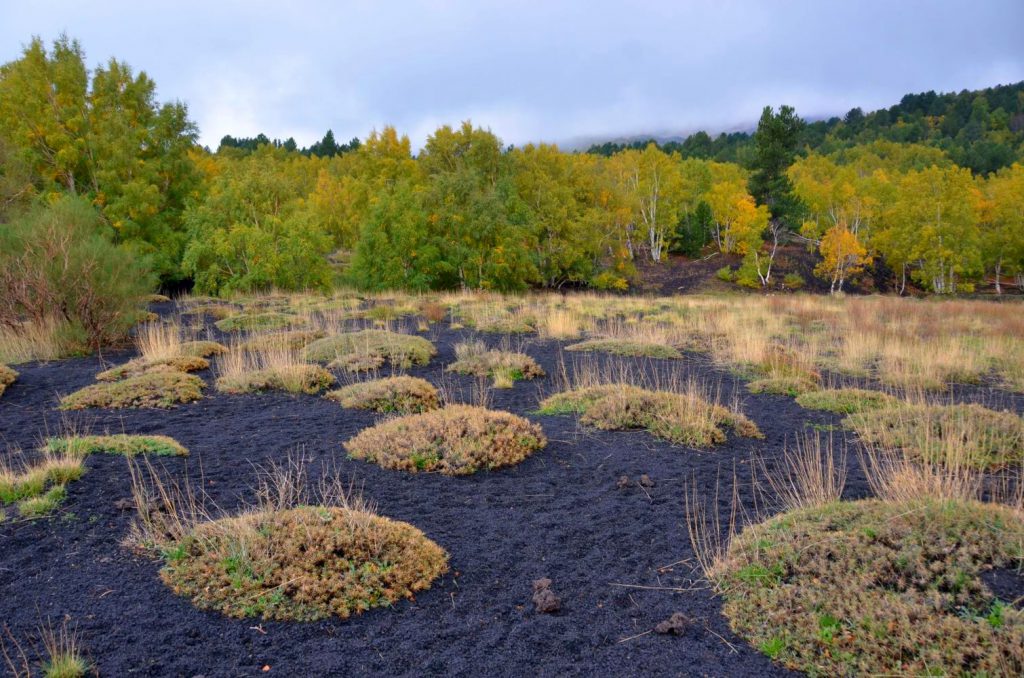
59,371,204,409
344,405,547,475
44,434,188,457
715,266,734,282
565,339,682,359
795,388,897,414
303,330,436,371
782,272,805,290
327,376,439,413
718,499,1024,675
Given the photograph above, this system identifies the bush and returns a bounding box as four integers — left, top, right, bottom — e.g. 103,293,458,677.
590,271,630,291
844,403,1024,469
0,196,156,354
782,272,805,290
161,506,449,621
44,434,188,457
448,341,545,388
795,388,897,414
715,266,735,283
60,371,204,409
718,499,1024,675
303,330,436,371
747,376,819,396
0,364,17,397
215,364,335,395
96,355,209,382
565,339,681,359
538,384,761,446
327,376,439,414
344,405,547,475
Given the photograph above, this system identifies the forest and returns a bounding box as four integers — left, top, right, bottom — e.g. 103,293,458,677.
2,35,1024,351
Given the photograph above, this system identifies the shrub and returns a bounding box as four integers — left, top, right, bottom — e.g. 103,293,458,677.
747,376,819,396
59,372,204,409
43,434,188,457
327,376,439,414
344,405,547,475
303,330,436,371
448,341,545,388
782,272,805,290
216,364,335,395
214,312,303,333
715,266,734,283
0,196,156,354
0,363,17,397
717,499,1024,675
565,339,682,359
160,506,448,621
96,355,209,382
538,384,762,446
238,330,326,352
844,403,1024,469
795,388,898,414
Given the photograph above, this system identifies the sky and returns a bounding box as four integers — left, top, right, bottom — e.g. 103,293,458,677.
2,0,1023,150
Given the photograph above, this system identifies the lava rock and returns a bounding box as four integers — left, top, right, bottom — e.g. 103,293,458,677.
654,612,689,635
532,578,561,613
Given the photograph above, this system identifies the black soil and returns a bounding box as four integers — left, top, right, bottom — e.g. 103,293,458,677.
2,310,1022,677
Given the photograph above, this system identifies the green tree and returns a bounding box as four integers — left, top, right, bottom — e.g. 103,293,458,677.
748,105,805,226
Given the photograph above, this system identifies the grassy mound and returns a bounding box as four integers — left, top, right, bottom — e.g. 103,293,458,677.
795,387,898,414
845,403,1024,468
565,339,681,359
160,506,448,621
344,405,547,475
538,384,761,446
718,499,1024,675
60,372,204,409
44,434,188,457
215,364,335,395
96,355,209,381
0,454,84,518
448,341,545,388
303,330,436,371
327,376,439,413
179,340,228,358
0,364,17,397
239,330,326,352
214,312,302,332
747,376,819,396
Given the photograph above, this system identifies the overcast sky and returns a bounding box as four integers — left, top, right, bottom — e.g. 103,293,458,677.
2,0,1022,149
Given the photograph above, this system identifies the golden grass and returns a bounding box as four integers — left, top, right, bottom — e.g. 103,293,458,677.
0,317,76,364
215,345,335,395
0,364,17,397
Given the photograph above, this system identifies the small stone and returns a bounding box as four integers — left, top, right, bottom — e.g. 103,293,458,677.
654,612,689,635
639,474,655,488
532,578,561,613
616,475,631,489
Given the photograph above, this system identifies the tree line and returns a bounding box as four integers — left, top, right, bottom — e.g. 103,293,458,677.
2,35,1023,310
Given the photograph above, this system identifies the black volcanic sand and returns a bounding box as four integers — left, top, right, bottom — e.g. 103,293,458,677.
2,312,1023,677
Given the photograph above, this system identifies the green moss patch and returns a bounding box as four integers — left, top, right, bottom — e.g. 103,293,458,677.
747,376,819,396
303,330,436,372
327,376,439,414
344,405,547,475
44,434,188,457
215,365,336,395
214,312,303,332
160,506,448,621
565,339,682,359
719,499,1024,675
795,388,898,414
60,372,204,409
538,384,761,446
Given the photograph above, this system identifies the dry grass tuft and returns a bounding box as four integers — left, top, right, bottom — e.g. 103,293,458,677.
327,376,439,414
43,434,188,457
344,405,547,475
303,330,436,372
448,340,545,388
0,364,17,398
60,371,204,409
0,317,77,364
215,347,335,395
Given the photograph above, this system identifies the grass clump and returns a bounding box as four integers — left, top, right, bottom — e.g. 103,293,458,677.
96,355,209,381
216,364,335,395
344,404,547,475
214,312,302,333
448,340,545,388
238,329,326,352
327,376,439,414
179,340,228,358
716,499,1024,675
0,453,84,518
44,434,188,457
795,387,898,414
538,383,761,446
303,330,436,371
60,371,204,409
747,376,819,396
565,339,682,360
0,363,17,397
17,485,68,518
845,402,1024,469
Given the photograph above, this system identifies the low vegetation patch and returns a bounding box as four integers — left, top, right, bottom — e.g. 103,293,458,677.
214,312,302,332
60,371,204,409
179,340,228,358
44,434,188,457
327,376,439,413
344,405,547,475
96,355,209,381
303,330,436,371
747,376,819,396
239,329,326,352
717,499,1024,675
538,384,761,446
795,387,898,414
0,453,84,518
845,403,1024,468
565,339,682,359
0,364,17,397
448,341,545,388
216,364,335,395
